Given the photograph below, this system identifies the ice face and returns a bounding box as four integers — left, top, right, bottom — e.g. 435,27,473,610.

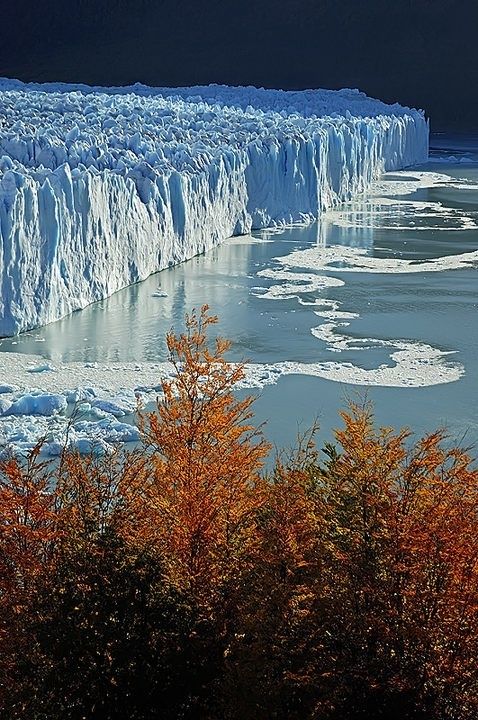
0,79,428,336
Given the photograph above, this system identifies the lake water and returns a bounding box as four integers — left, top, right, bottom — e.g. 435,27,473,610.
1,134,477,451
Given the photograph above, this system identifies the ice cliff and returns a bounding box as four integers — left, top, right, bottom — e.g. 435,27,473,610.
0,80,428,336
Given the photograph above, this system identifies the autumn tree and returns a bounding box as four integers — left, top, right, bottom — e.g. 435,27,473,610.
0,447,60,597
4,534,208,720
221,404,478,720
0,445,220,720
127,305,270,601
219,428,325,719
0,447,62,709
0,307,271,719
296,404,478,720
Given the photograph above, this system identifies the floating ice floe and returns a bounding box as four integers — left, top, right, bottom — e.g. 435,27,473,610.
274,243,478,275
3,393,67,417
27,362,57,373
367,170,478,198
253,268,344,299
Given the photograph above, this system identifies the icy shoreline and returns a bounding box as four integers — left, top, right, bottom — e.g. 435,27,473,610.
0,344,462,457
0,80,428,336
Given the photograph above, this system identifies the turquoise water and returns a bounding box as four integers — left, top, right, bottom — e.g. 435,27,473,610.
1,135,477,449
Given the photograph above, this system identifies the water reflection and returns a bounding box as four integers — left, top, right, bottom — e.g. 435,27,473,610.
0,237,257,363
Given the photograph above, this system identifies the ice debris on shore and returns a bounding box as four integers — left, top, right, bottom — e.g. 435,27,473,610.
0,346,462,458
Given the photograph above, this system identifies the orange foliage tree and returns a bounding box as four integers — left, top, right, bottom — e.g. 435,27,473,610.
222,403,478,719
0,448,60,597
124,305,270,600
295,403,478,718
221,428,325,719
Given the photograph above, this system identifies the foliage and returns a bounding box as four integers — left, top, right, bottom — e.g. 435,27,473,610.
1,309,478,719
128,305,270,601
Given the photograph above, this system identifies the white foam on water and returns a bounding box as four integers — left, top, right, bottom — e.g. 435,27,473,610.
276,349,462,388
248,166,477,391
309,321,462,386
298,297,359,321
249,257,465,389
325,197,478,232
322,169,478,232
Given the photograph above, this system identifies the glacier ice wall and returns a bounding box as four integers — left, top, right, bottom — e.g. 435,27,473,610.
0,79,428,336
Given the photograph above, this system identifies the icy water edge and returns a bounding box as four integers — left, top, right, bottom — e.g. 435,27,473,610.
1,135,477,454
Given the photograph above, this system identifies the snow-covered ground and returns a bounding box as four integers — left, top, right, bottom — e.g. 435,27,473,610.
0,79,428,336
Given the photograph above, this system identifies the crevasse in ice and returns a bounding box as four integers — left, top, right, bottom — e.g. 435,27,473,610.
0,79,428,336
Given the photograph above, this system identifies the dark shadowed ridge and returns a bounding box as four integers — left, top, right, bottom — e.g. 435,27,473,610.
1,0,477,131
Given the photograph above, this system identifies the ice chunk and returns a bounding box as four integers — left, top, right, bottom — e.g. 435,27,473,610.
0,384,18,393
74,418,140,443
72,438,112,456
27,362,56,373
4,393,67,416
0,398,12,415
91,396,136,417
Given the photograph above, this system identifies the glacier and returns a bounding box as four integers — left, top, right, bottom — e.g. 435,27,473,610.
0,79,428,336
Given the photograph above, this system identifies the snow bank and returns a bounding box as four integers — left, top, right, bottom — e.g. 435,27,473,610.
0,79,428,336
